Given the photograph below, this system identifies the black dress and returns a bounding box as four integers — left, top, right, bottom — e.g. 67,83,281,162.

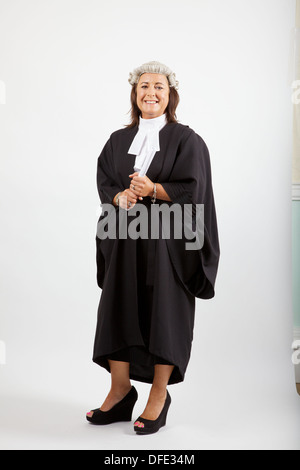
92,122,220,385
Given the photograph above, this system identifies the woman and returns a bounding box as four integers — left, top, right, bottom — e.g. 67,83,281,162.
86,61,220,434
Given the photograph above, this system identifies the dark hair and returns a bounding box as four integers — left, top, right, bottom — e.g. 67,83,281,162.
125,84,180,128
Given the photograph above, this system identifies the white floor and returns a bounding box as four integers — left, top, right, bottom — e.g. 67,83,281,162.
1,359,300,450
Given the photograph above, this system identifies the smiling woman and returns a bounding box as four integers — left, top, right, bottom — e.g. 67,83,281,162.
88,60,220,435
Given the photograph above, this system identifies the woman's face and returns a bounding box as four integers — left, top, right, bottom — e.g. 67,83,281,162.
136,73,170,119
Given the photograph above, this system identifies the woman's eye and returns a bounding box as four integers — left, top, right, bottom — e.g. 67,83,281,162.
141,85,163,90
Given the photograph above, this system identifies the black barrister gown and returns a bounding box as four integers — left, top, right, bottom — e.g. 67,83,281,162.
92,122,220,385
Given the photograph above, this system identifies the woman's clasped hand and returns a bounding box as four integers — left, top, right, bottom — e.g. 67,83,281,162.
117,172,154,209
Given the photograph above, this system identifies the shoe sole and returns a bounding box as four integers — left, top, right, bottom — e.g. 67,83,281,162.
135,423,166,435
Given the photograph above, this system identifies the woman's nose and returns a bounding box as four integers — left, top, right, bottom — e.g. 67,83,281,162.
146,87,156,96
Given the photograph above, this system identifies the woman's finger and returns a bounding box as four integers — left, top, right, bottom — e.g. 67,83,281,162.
122,189,136,202
119,193,136,209
128,187,143,200
130,183,141,193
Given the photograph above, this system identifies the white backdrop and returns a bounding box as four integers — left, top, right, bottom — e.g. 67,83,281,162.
0,0,300,450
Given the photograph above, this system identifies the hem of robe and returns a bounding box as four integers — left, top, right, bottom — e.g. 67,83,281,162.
92,344,188,385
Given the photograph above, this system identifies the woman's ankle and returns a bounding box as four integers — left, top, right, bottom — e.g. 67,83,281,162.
110,382,132,398
149,384,167,399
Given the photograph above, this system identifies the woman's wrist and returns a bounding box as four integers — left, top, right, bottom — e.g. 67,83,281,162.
152,183,171,202
113,191,122,206
151,183,157,203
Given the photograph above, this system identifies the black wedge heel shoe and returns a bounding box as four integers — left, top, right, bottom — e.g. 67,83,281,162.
86,386,138,425
134,390,171,435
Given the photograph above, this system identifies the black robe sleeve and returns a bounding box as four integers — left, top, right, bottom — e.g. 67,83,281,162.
95,136,124,288
96,137,124,205
160,129,220,299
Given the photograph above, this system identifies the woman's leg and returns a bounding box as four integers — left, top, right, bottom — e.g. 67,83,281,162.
135,364,174,423
86,360,131,417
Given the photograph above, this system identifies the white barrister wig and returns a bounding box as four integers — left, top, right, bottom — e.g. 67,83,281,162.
128,61,179,90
